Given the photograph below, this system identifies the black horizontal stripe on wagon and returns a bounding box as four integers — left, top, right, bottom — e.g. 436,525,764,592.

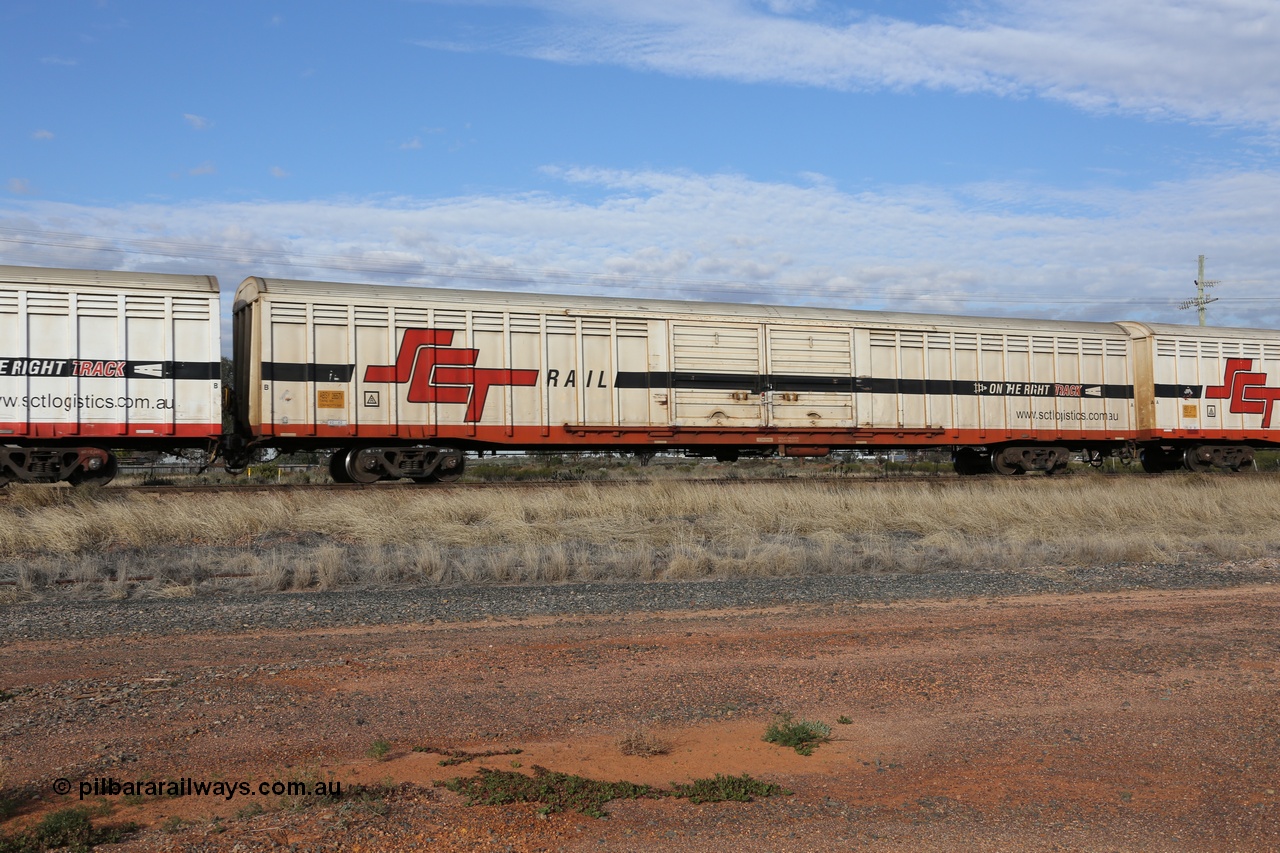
0,358,219,380
261,363,356,383
616,372,1133,399
257,363,1135,399
1153,384,1203,398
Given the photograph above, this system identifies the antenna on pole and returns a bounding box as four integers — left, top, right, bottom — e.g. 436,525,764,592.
1178,254,1219,326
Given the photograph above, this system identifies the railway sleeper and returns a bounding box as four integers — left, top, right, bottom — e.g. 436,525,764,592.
0,446,118,486
331,445,466,484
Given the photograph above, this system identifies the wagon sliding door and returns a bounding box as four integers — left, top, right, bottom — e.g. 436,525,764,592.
765,326,855,427
669,322,763,427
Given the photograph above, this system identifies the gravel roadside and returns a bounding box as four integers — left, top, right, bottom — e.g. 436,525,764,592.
4,560,1278,852
4,559,1276,642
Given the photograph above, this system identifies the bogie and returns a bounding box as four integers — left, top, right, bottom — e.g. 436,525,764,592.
0,446,118,486
1140,444,1254,474
328,446,467,484
1182,444,1254,473
987,445,1071,476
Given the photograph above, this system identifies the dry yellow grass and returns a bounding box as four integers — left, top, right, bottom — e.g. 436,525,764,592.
617,727,673,757
1,476,1278,598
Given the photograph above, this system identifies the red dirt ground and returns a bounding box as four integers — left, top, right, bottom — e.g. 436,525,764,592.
2,584,1278,851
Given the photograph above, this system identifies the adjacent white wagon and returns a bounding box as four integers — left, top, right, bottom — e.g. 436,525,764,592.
1122,322,1280,471
0,266,222,485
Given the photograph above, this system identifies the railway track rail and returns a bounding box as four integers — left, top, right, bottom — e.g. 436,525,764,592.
4,474,958,498
5,469,1276,499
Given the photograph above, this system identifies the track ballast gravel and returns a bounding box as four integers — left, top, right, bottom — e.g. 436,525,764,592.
3,560,1276,642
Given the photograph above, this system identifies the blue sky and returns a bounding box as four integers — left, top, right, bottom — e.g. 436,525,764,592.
3,0,1278,334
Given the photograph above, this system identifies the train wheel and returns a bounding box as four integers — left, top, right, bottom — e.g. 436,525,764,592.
329,450,354,484
1232,448,1256,472
409,456,463,484
432,454,466,483
67,453,118,487
989,449,1025,476
1182,446,1215,473
1139,448,1167,474
345,449,384,484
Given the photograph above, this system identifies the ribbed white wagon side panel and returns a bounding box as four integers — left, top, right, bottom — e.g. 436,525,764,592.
0,266,222,442
1134,324,1280,441
237,280,661,441
235,276,1142,451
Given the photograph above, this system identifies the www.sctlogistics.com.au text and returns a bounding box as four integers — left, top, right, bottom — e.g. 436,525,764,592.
63,777,343,801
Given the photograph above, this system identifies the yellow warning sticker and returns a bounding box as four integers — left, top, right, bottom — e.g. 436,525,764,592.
317,390,345,409
1182,403,1198,419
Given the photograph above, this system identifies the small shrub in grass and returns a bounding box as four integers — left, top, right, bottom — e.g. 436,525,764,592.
412,745,523,766
616,728,672,757
366,739,392,761
335,782,397,823
0,757,16,822
276,767,346,812
435,766,656,818
763,712,831,756
234,802,265,820
436,766,791,818
0,805,138,852
160,816,187,834
667,773,791,804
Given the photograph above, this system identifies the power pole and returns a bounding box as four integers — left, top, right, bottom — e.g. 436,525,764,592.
1179,254,1219,326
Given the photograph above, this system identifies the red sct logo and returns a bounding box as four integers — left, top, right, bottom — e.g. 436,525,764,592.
364,329,538,422
1206,358,1280,428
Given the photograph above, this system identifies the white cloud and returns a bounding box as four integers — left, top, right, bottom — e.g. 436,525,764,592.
756,0,817,13
270,166,290,179
0,165,1276,330
188,162,216,176
7,179,34,195
183,113,212,131
40,56,77,66
32,130,54,141
400,137,423,150
450,0,1280,129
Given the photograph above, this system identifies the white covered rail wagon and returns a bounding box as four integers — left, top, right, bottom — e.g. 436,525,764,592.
0,265,222,486
1122,322,1280,472
233,276,1156,481
6,263,1278,486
